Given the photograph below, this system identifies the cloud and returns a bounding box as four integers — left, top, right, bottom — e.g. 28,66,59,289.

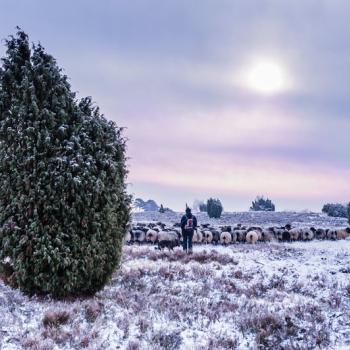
1,0,349,210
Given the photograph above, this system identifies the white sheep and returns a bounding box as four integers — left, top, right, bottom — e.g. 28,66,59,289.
220,231,232,245
289,228,300,241
192,230,203,243
146,229,158,243
125,231,133,244
336,229,347,240
260,229,273,242
157,231,180,250
245,230,258,244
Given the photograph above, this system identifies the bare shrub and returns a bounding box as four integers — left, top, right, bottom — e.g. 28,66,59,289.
41,327,72,345
240,308,285,348
119,268,148,290
80,336,89,348
127,340,141,350
128,248,238,265
42,310,70,328
151,328,182,350
116,315,130,339
268,274,286,290
22,337,54,350
345,284,350,297
84,301,103,322
137,317,151,333
190,264,213,279
206,334,238,349
327,291,342,308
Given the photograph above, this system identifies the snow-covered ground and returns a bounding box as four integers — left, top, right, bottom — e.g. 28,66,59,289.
1,238,350,349
133,211,348,229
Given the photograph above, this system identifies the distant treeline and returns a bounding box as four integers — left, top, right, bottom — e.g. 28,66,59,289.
322,203,348,218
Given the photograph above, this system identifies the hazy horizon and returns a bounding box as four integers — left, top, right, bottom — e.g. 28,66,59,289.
1,1,349,212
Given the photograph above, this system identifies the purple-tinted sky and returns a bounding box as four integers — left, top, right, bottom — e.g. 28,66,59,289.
1,0,349,211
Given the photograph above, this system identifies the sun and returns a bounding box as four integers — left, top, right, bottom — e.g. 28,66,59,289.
242,59,289,95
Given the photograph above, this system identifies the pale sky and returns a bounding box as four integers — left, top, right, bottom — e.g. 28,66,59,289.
1,0,350,211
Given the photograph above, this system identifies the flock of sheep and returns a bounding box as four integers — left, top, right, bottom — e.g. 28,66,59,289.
126,222,350,249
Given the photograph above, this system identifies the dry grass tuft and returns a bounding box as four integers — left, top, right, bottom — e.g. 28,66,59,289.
42,310,70,328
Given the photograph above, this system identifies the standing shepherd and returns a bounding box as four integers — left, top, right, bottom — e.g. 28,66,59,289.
181,207,198,254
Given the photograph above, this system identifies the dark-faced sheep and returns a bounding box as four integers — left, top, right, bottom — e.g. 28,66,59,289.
235,230,247,242
212,230,220,245
336,229,347,240
327,229,337,240
261,229,273,242
315,228,326,240
274,229,284,241
203,230,213,244
230,231,237,243
282,230,291,242
301,229,314,241
157,231,180,250
134,230,146,244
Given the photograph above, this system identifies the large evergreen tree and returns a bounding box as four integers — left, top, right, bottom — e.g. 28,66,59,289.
0,29,130,296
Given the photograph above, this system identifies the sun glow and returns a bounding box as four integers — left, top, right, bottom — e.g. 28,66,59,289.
242,59,290,94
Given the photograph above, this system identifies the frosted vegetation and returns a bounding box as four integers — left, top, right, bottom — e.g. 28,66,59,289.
1,211,350,349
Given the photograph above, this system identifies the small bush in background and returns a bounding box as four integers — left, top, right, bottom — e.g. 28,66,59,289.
322,203,347,218
207,198,223,218
43,310,70,328
250,196,275,211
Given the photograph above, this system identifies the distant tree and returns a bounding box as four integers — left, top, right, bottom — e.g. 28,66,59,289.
207,198,223,218
159,204,165,213
158,203,173,213
322,203,347,218
250,196,275,211
347,203,350,224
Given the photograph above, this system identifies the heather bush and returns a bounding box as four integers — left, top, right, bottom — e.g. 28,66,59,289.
42,310,70,328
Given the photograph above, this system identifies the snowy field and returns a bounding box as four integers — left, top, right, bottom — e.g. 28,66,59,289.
132,211,348,229
1,212,350,350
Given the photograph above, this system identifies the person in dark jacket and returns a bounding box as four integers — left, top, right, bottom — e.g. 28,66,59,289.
181,207,197,253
